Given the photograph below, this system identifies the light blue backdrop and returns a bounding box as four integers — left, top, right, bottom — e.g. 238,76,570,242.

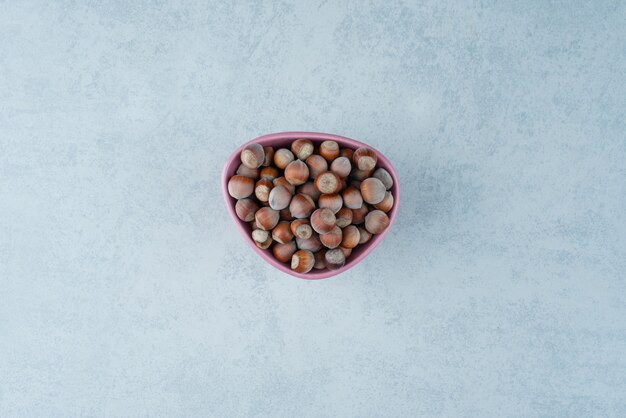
1,1,625,417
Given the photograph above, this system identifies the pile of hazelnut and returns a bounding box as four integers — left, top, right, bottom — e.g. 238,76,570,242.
227,139,394,274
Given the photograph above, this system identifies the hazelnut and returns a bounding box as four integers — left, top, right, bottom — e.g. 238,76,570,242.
291,138,314,160
260,166,279,181
373,191,394,213
360,177,386,204
325,248,345,270
272,221,294,244
310,208,336,234
357,226,372,244
330,156,352,178
340,225,360,249
339,246,352,258
255,236,273,249
364,209,390,234
373,167,393,190
284,160,310,186
290,219,313,240
353,147,378,171
241,143,265,169
342,186,363,209
340,148,354,160
318,193,343,214
274,148,294,169
268,186,292,210
351,168,374,181
305,155,328,179
335,207,353,228
272,176,295,195
254,178,273,202
251,229,269,243
319,140,340,161
236,163,259,179
320,225,342,249
297,182,321,201
228,175,254,199
314,171,342,194
296,234,323,252
235,198,259,222
273,241,297,263
313,250,327,269
351,204,369,225
291,250,315,273
255,207,280,231
262,146,275,167
289,193,316,219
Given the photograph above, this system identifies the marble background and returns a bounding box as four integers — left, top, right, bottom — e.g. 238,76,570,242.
1,1,625,416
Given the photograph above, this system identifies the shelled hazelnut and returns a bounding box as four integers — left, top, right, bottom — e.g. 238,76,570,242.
228,139,394,274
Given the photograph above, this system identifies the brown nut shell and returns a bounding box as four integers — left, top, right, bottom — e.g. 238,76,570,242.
319,140,340,162
273,177,295,195
342,186,363,209
272,221,294,244
254,178,273,202
351,168,374,181
310,208,336,234
373,167,393,190
290,219,313,240
353,147,378,171
330,156,352,178
260,166,279,181
360,177,386,204
325,248,345,270
373,191,394,213
262,146,275,167
320,225,342,249
235,198,259,222
364,209,390,234
295,234,323,252
236,163,259,179
340,148,354,160
305,155,328,179
351,204,369,225
274,148,295,169
340,225,360,249
268,186,292,210
284,160,310,186
318,193,343,214
289,193,316,219
291,138,314,160
254,207,280,231
357,226,372,244
228,175,255,199
273,241,297,263
241,143,265,169
313,250,327,269
314,171,342,194
335,207,353,228
251,229,269,243
297,182,321,201
291,250,315,273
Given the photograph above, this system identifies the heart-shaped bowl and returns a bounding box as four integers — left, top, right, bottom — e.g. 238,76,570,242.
222,132,400,280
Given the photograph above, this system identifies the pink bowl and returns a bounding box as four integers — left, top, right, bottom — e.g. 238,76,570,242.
221,132,400,280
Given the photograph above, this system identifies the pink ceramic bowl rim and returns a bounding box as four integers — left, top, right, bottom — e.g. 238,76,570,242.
221,132,400,280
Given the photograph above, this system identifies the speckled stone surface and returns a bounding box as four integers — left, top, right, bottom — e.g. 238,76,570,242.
1,1,625,417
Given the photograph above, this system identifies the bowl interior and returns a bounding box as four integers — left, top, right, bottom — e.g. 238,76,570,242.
221,132,400,280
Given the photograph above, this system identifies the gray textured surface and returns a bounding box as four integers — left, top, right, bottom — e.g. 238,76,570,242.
1,1,625,417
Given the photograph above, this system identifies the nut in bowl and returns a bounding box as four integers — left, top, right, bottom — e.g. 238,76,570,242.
222,132,400,280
